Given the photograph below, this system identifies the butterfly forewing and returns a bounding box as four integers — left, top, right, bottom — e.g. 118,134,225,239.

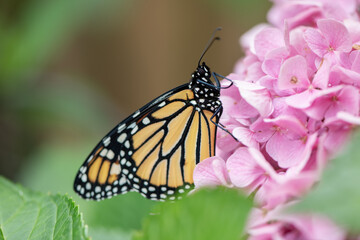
74,63,221,201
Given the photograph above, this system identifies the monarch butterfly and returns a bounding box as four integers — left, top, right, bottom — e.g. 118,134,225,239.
74,28,233,201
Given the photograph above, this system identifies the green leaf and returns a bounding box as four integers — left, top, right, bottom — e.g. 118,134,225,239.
135,187,252,240
0,176,89,240
293,131,360,233
19,143,156,232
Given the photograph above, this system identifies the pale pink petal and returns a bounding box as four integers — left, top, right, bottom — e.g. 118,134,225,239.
294,215,346,240
254,27,285,61
303,85,345,120
312,57,331,89
344,19,360,44
317,19,352,52
286,133,318,175
220,95,258,120
278,55,310,90
233,127,259,148
350,50,360,73
248,147,281,182
304,28,329,57
240,23,270,54
272,97,308,123
322,118,353,156
216,128,241,159
262,47,289,78
290,27,318,72
325,85,359,118
248,206,346,240
227,147,267,188
250,119,275,143
330,65,360,86
337,111,360,125
322,1,350,21
285,88,318,109
267,2,322,29
245,62,265,83
193,157,231,188
263,173,317,210
235,81,274,117
263,115,308,138
266,133,309,168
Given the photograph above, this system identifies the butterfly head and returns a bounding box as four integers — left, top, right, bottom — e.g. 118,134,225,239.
189,62,220,100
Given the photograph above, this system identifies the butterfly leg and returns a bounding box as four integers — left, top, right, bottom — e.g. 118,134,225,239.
212,72,233,89
210,106,239,142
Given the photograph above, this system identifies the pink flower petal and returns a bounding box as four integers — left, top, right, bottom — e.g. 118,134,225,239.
262,47,289,78
263,115,308,138
304,28,329,57
227,147,267,188
278,55,310,90
344,19,360,44
303,85,345,120
312,57,331,89
330,65,360,86
326,85,359,118
193,157,231,188
337,111,360,125
235,81,274,117
266,132,310,168
233,127,259,148
254,27,285,61
240,23,270,54
260,172,317,209
251,118,275,143
317,19,352,52
290,27,318,72
285,88,319,109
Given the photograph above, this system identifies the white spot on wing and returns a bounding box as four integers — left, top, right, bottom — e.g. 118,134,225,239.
110,163,121,175
117,124,126,133
81,174,87,182
103,137,111,146
117,133,127,143
106,150,115,160
142,117,150,125
119,177,127,185
133,110,140,118
131,125,138,134
100,149,108,157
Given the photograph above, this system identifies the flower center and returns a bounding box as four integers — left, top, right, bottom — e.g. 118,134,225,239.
290,76,298,84
353,44,360,50
331,95,338,102
300,135,307,144
328,45,335,52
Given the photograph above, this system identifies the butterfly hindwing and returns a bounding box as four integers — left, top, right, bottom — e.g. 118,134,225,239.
74,63,222,201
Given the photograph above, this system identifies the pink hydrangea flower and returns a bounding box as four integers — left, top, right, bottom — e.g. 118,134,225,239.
247,205,346,240
193,0,360,237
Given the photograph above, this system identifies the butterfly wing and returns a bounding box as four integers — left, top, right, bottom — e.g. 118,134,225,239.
74,84,219,201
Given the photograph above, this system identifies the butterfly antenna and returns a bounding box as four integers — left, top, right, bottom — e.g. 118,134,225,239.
198,27,222,66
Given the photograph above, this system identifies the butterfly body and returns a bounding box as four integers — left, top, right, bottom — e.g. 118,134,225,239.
74,62,223,201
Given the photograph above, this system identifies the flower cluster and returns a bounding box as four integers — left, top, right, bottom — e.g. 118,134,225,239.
194,0,360,238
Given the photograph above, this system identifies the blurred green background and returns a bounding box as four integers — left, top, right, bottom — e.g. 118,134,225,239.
0,0,270,239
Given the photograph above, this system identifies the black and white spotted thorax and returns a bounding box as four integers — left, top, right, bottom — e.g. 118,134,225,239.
188,62,221,112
